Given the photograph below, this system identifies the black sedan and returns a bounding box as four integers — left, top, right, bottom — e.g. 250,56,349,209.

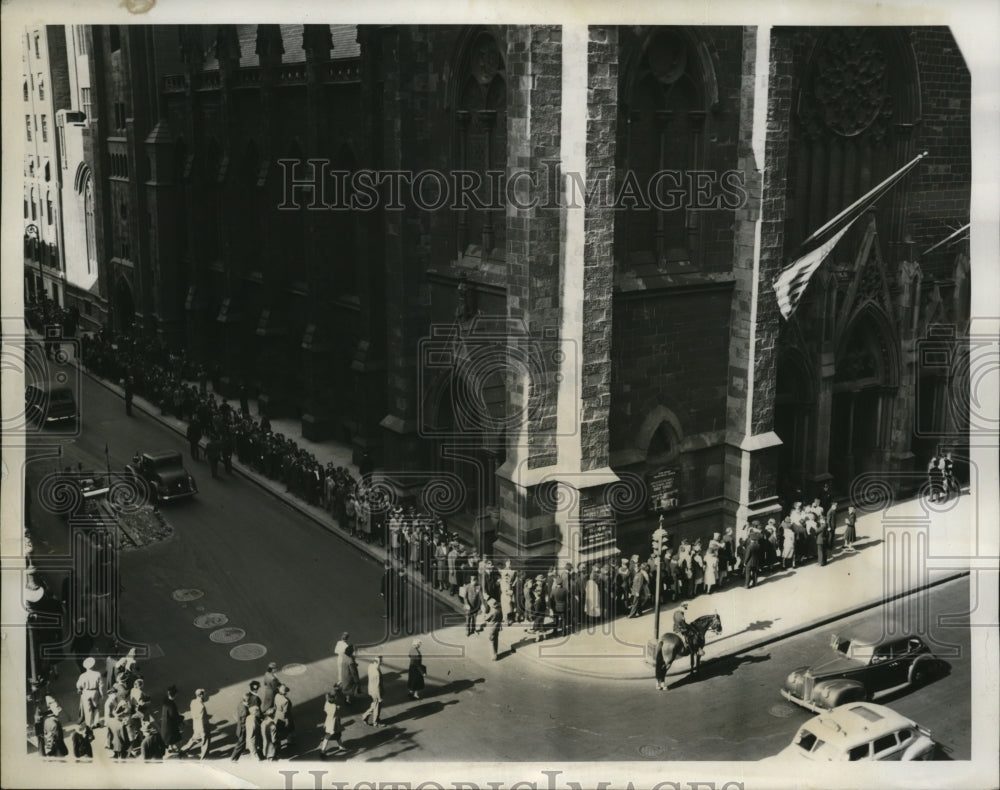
781,632,946,713
125,450,198,503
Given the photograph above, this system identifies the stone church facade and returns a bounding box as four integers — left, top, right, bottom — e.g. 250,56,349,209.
83,24,970,562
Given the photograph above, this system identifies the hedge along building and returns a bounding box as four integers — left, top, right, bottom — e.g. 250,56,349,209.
83,24,970,564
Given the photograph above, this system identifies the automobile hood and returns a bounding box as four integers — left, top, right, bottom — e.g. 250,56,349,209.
808,654,865,676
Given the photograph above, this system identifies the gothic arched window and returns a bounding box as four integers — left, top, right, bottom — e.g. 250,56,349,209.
620,28,711,270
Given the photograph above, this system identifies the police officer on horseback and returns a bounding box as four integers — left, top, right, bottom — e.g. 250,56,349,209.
672,603,704,657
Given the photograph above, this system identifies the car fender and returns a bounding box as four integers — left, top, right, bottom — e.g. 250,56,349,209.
901,735,937,761
812,677,867,708
907,655,936,685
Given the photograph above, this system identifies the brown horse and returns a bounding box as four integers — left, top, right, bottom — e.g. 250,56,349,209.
654,613,723,689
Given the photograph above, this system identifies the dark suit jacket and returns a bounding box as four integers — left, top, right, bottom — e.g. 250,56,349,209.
549,584,568,613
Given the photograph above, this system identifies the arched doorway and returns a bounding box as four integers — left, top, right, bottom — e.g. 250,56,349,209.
829,308,898,488
114,277,135,335
774,351,814,501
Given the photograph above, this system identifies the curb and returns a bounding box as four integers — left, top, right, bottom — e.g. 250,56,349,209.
509,569,971,682
77,364,465,618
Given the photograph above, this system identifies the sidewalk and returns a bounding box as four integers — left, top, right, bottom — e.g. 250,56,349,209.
75,347,971,683
500,492,972,680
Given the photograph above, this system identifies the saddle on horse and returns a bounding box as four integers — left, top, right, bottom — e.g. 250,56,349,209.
674,624,705,657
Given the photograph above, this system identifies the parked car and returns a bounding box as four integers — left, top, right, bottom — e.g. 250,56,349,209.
125,450,197,503
782,632,945,712
767,702,938,761
25,382,77,427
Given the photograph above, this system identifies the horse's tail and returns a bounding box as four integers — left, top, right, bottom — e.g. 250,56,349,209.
654,637,666,676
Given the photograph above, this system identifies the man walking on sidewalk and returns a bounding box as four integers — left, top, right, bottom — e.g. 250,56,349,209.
186,418,203,462
743,536,760,588
463,577,484,636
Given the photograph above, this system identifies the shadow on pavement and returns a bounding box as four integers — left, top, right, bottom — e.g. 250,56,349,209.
710,618,779,646
423,677,485,699
666,652,772,690
382,699,457,725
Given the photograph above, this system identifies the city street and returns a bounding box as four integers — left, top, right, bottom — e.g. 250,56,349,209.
23,368,971,763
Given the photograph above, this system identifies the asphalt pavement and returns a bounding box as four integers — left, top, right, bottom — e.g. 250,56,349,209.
17,351,974,766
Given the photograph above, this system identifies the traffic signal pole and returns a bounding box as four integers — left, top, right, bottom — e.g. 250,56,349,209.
652,516,667,640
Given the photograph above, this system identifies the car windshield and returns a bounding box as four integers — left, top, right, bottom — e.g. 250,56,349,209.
847,643,876,663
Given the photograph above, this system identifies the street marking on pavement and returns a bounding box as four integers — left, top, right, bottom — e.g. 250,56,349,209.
172,588,204,602
209,627,246,644
194,613,229,629
230,643,268,661
638,744,664,757
769,703,796,718
282,663,308,676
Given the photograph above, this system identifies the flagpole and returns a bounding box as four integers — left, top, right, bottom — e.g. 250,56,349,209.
920,222,970,258
801,151,929,248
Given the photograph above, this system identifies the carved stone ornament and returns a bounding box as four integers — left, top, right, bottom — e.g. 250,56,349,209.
799,28,893,140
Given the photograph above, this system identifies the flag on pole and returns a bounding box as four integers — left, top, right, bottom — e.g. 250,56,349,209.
773,150,929,321
774,216,860,321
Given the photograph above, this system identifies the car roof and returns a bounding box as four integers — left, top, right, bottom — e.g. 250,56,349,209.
805,703,917,746
143,450,183,461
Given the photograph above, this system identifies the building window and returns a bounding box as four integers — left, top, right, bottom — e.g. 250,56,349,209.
454,30,507,263
77,26,89,56
46,194,53,225
34,34,40,58
57,123,67,169
619,28,710,271
84,176,96,274
23,81,28,101
41,116,48,143
38,78,44,101
25,116,32,142
24,194,28,219
30,191,37,221
81,87,92,120
109,27,121,53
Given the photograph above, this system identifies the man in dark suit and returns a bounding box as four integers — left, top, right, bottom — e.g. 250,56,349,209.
160,685,183,755
744,537,761,588
230,682,262,762
548,577,568,637
463,577,483,637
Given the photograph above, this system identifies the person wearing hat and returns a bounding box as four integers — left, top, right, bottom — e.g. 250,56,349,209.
334,633,361,704
407,639,427,698
38,697,69,757
462,577,484,637
230,682,261,762
160,685,183,755
319,689,345,755
628,562,651,618
273,684,295,752
260,662,280,712
483,597,504,660
140,718,166,760
180,689,211,759
362,657,385,727
76,656,104,728
548,577,569,637
245,705,263,760
743,530,761,589
615,557,631,615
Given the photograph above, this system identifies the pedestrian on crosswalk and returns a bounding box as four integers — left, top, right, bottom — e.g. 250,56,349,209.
362,657,385,727
319,689,346,756
407,640,426,699
179,688,211,760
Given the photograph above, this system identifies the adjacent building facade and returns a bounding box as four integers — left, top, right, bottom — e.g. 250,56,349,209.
80,23,971,562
